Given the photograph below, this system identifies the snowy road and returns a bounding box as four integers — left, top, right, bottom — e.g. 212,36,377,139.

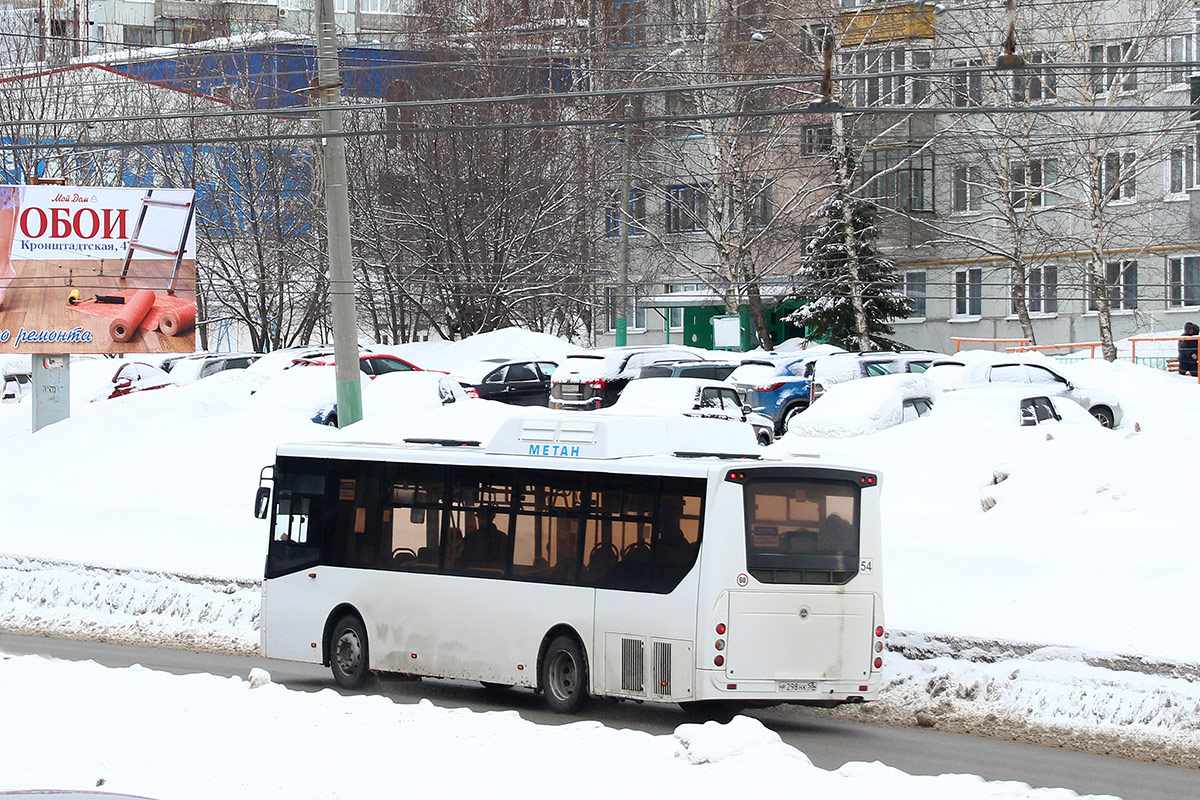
3,633,1196,800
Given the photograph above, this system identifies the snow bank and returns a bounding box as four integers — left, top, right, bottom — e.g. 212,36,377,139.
0,653,1119,800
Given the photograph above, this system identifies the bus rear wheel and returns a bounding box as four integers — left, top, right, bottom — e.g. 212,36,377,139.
541,635,589,714
330,614,370,689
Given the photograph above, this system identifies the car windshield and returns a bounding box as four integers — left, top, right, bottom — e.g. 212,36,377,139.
371,358,415,375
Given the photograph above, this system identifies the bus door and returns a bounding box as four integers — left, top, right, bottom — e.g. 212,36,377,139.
587,476,705,703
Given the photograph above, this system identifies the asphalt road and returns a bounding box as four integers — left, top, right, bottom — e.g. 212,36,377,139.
1,633,1196,800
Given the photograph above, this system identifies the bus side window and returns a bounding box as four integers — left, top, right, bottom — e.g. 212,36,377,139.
388,483,443,571
275,491,310,543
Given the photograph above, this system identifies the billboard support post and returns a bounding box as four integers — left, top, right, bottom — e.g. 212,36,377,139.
316,0,363,428
32,354,69,431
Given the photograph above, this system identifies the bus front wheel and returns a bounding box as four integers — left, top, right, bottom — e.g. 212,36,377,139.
541,635,589,714
330,614,370,689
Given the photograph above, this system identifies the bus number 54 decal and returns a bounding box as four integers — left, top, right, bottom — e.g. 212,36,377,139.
859,558,873,574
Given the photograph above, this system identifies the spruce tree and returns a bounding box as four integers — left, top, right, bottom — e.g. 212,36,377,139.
786,157,911,350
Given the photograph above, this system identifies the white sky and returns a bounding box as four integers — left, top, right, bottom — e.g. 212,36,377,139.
1,329,1197,795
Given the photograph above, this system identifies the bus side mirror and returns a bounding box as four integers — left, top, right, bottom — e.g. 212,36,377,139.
254,487,271,519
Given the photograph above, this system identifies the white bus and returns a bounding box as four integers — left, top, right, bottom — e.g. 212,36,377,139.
254,413,885,714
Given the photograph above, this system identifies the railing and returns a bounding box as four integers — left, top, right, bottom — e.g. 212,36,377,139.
1129,336,1200,383
1006,341,1104,358
950,336,1031,353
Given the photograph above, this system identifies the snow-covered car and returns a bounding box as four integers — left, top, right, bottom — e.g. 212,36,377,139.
70,360,178,402
927,385,1101,429
548,346,702,410
607,377,775,445
728,345,846,435
313,370,469,427
1,366,30,403
164,352,261,384
452,358,558,405
926,351,1123,428
786,373,936,438
809,350,945,403
292,352,422,377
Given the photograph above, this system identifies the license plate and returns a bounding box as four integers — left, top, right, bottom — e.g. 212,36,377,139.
778,680,817,692
561,383,582,398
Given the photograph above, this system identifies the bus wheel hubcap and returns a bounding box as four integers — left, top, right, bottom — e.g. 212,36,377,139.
337,631,360,675
550,652,576,699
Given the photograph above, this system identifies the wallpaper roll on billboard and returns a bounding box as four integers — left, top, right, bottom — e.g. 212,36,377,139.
109,289,156,343
158,304,196,337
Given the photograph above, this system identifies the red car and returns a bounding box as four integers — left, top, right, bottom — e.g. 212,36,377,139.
290,353,422,378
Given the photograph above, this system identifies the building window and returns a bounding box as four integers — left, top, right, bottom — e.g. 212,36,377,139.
954,268,982,316
1168,256,1200,307
664,90,698,137
803,125,833,155
1167,33,1193,86
861,148,933,211
904,271,927,317
951,59,983,107
1014,265,1058,314
123,25,154,46
665,184,708,233
1168,143,1197,196
1011,158,1058,208
609,0,646,47
1090,261,1138,311
731,179,771,231
604,188,646,237
1089,41,1136,94
1012,52,1057,102
840,48,930,107
666,283,702,329
952,164,983,212
607,285,648,331
1101,150,1136,202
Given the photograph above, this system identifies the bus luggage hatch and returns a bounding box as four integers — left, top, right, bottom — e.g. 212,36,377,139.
725,592,874,681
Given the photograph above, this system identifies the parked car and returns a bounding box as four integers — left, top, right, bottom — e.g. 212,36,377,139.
787,373,936,438
926,352,1123,428
548,346,702,410
164,352,261,384
728,345,845,435
809,350,944,403
70,360,178,402
633,359,743,381
291,352,422,377
1,366,30,403
314,371,468,427
453,358,558,405
927,385,1101,429
609,377,775,445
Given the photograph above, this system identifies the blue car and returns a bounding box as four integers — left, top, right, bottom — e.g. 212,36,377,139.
728,352,830,435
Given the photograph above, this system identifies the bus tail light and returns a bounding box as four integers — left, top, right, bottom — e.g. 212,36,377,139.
873,657,883,669
716,623,726,635
875,626,884,637
714,639,725,651
714,655,724,667
860,475,877,486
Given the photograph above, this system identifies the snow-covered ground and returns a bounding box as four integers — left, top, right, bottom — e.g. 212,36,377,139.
0,652,1121,800
1,329,1198,794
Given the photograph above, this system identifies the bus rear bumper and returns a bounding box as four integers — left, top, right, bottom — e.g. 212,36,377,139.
694,671,881,705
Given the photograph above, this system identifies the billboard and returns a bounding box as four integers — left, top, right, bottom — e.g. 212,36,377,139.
0,185,197,354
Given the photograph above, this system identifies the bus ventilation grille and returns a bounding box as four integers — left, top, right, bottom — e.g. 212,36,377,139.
621,638,644,693
653,641,673,697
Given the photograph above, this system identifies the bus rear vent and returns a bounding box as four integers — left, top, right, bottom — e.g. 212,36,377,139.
653,641,672,696
621,638,644,693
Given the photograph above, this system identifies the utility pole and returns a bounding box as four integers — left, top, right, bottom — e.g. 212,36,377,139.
315,0,362,427
615,99,632,347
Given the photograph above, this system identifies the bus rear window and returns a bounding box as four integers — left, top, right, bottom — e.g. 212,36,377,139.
743,479,859,585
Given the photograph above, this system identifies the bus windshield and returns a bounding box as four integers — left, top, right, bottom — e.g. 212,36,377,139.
743,478,859,585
